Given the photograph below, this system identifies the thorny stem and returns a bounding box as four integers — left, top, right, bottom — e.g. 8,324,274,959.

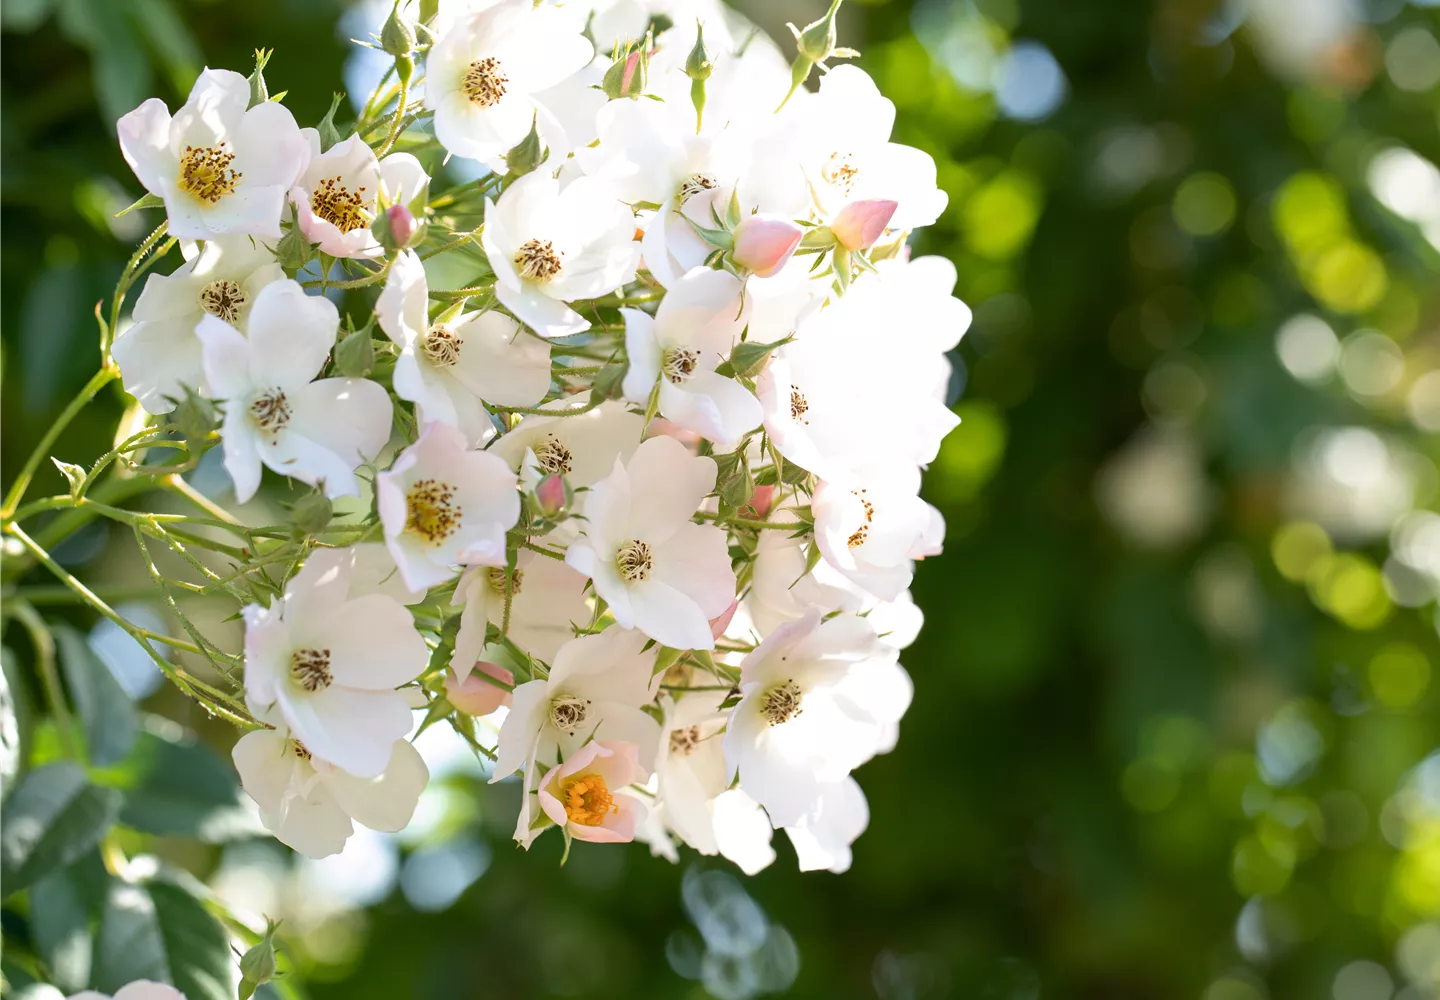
1,366,119,520
375,72,411,158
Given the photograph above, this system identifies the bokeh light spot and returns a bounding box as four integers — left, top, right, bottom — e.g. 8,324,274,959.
1369,642,1430,709
1173,172,1237,236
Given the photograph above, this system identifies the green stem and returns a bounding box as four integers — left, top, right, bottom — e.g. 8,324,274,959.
9,599,80,760
375,73,411,157
2,366,118,520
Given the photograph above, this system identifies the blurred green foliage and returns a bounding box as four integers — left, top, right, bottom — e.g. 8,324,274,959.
4,0,1440,998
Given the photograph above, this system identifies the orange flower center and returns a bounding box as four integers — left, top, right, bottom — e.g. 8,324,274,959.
561,772,616,826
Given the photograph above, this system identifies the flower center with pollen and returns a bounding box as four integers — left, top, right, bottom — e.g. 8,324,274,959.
677,173,718,205
669,725,703,756
616,539,652,582
549,695,589,734
533,435,573,475
199,280,246,324
178,143,241,204
421,325,462,367
847,488,874,548
406,479,461,545
821,151,860,195
789,388,810,425
514,239,562,282
760,680,803,725
561,772,616,826
462,56,508,107
662,347,700,384
290,648,332,692
486,566,523,595
249,389,291,440
310,176,371,233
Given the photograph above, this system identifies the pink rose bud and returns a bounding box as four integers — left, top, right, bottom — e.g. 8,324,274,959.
445,661,514,717
731,215,804,277
830,199,898,251
709,598,738,640
747,484,776,518
386,203,417,248
535,474,567,517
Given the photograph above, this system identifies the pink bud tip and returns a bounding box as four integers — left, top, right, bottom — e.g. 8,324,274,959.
747,484,776,519
731,215,804,278
535,474,567,517
622,51,642,93
386,204,417,248
709,599,739,640
830,199,898,250
445,661,514,717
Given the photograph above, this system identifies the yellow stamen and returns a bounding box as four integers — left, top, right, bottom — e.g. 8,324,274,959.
561,772,617,826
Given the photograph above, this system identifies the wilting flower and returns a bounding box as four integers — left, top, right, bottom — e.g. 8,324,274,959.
243,549,429,778
112,235,283,414
290,132,428,258
232,729,428,859
429,0,593,165
622,267,760,449
117,68,307,239
196,279,392,502
492,627,660,780
723,610,908,826
537,740,646,843
565,435,735,650
377,250,551,445
482,171,640,336
376,422,521,592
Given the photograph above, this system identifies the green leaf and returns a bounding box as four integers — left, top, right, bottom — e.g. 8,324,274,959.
728,337,791,379
109,724,263,842
333,324,375,378
92,874,233,1000
0,763,121,897
54,626,137,767
1,645,29,787
28,852,109,992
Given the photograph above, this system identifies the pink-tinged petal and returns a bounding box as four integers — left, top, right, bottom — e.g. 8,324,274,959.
709,599,739,640
116,98,174,196
748,485,777,518
652,520,736,620
731,215,803,278
534,474,567,517
322,738,429,832
830,199,898,250
446,661,514,716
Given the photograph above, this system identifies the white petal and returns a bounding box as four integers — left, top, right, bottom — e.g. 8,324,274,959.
116,98,174,196
624,435,716,542
495,281,589,337
659,373,762,451
282,687,412,779
245,281,338,389
712,789,776,875
322,738,429,832
306,594,429,690
629,579,714,651
448,310,551,407
287,377,393,466
652,521,736,620
491,678,548,781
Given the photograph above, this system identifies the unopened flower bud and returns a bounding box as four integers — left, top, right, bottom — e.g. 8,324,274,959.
380,0,416,57
830,198,898,250
239,919,281,994
796,0,843,64
731,215,803,277
373,203,417,251
602,45,648,99
290,490,333,535
686,22,714,131
504,115,545,177
446,661,514,717
748,484,777,518
534,474,569,517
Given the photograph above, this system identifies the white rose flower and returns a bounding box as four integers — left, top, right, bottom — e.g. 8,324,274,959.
428,0,593,165
621,267,761,451
812,467,939,601
232,729,427,859
196,279,393,503
449,550,590,671
69,982,186,1000
488,398,644,491
482,171,640,337
117,68,307,239
565,435,735,650
112,235,282,414
243,550,429,778
377,250,551,445
290,132,429,258
376,422,521,592
722,610,907,826
491,626,661,780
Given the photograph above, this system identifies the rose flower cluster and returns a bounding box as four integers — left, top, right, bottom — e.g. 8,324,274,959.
109,0,968,874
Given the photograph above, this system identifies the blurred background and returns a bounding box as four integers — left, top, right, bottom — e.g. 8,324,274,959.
4,0,1440,997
